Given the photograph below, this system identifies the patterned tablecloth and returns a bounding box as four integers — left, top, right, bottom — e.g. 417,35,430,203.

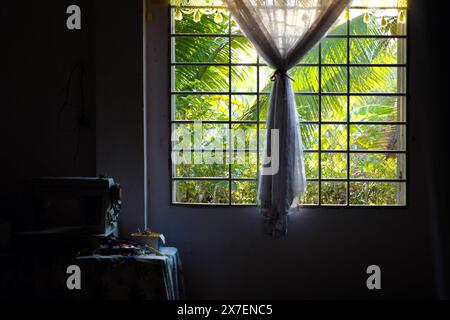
74,247,185,300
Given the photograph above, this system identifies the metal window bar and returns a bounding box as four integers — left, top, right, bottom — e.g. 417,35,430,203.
169,5,408,207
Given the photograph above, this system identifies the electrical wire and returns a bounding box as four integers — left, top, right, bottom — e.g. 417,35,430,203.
57,61,87,162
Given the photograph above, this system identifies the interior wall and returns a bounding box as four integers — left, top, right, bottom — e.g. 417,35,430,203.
1,0,447,300
409,0,449,299
0,0,96,226
0,0,147,236
146,0,440,299
94,0,147,236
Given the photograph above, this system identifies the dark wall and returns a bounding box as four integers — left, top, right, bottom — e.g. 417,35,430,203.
409,0,450,299
1,0,448,299
0,0,147,235
94,0,147,236
1,0,96,226
147,0,446,299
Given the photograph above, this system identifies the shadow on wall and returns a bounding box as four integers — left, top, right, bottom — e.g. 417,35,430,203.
0,0,96,227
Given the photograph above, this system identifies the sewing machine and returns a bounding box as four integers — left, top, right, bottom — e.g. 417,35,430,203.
31,177,121,237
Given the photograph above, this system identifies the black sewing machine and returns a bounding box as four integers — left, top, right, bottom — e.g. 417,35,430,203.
6,178,122,300
30,177,121,237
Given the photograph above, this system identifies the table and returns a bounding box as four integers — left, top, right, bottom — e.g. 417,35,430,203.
74,247,184,300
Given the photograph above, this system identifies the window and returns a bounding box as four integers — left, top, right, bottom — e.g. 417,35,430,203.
170,0,407,206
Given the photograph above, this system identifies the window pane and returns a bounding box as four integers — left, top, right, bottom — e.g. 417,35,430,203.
322,95,347,122
301,124,319,150
231,152,258,178
350,153,406,180
350,124,406,151
299,46,319,64
174,180,229,204
172,8,230,34
231,37,257,63
328,13,347,36
291,67,319,93
170,3,408,206
351,0,407,7
174,152,228,178
350,38,406,64
349,9,407,36
173,65,229,92
304,152,319,179
296,95,319,122
299,181,319,205
173,37,229,63
350,182,406,205
232,181,257,204
259,123,267,151
350,96,405,122
322,67,347,93
259,95,270,121
231,95,257,121
262,95,321,122
350,67,406,93
173,95,229,121
232,66,257,92
259,66,274,92
230,17,242,35
321,124,348,150
321,38,347,64
172,124,192,150
231,124,257,150
321,181,347,205
321,153,348,179
173,123,229,150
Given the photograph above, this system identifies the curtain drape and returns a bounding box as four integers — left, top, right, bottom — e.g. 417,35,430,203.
224,0,351,236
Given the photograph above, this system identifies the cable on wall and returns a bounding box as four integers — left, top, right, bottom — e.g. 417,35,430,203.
57,60,87,163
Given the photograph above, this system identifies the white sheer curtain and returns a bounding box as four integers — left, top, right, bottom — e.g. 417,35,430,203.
224,0,351,236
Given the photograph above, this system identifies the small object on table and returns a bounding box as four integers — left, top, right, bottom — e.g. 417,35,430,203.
131,228,166,250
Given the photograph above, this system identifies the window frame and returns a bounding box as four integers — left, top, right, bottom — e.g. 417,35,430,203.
168,3,409,208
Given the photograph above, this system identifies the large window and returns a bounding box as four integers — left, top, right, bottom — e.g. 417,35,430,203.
170,0,407,206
